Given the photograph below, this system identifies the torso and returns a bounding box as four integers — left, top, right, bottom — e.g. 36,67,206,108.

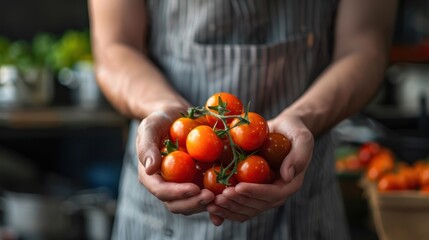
112,1,350,239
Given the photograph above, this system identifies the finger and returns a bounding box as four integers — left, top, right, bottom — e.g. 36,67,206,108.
279,128,313,182
270,117,313,182
136,114,172,174
212,193,261,217
138,162,200,201
207,203,250,223
164,189,215,215
209,213,224,226
233,176,304,204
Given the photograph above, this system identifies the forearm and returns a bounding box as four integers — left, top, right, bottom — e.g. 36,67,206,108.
89,0,189,120
284,48,387,136
93,43,189,119
281,0,396,136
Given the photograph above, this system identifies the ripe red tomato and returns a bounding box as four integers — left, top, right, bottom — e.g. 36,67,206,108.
358,142,381,167
420,185,429,194
218,140,234,167
267,169,278,183
377,173,407,192
161,151,196,183
186,125,223,162
413,161,427,176
203,166,237,195
169,117,200,147
193,161,218,189
195,115,210,126
397,165,419,190
230,112,269,151
344,155,363,172
419,166,429,187
258,132,291,170
366,150,395,181
205,92,243,129
236,155,271,183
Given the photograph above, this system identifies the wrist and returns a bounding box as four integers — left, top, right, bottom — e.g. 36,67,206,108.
132,98,189,120
280,104,326,136
158,103,189,120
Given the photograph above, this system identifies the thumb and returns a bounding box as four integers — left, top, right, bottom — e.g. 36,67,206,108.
279,130,313,182
137,111,173,175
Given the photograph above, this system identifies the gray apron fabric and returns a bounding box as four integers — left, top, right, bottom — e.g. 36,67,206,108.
113,1,350,239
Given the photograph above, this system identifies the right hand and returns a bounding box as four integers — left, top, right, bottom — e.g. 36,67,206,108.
136,106,215,215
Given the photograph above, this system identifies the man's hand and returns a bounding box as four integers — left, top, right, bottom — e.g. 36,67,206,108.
207,115,314,225
136,108,215,215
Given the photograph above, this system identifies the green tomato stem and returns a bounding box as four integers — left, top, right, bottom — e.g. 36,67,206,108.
186,101,250,186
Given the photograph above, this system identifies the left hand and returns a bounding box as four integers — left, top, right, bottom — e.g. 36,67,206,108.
206,115,314,225
137,107,215,216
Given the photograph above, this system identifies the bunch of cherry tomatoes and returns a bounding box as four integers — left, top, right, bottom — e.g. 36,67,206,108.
356,142,429,193
160,92,292,195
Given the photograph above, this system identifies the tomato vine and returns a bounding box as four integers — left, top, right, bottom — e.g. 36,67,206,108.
184,96,251,185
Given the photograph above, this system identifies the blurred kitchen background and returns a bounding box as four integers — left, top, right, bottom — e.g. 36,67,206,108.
1,1,126,240
0,0,428,240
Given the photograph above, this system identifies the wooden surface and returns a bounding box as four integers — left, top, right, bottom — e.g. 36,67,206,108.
0,106,128,129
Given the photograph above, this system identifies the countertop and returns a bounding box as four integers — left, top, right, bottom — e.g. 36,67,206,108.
0,105,128,129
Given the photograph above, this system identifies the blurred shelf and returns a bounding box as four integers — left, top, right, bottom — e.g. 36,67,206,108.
390,42,429,64
0,105,128,129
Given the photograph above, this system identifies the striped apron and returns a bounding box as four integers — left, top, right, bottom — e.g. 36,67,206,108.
112,0,350,239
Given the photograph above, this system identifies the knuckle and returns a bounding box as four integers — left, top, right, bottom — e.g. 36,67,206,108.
152,189,163,200
297,129,314,143
138,119,149,132
136,149,145,161
140,122,152,133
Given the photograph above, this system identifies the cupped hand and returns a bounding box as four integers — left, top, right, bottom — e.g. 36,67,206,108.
207,115,314,225
136,107,215,215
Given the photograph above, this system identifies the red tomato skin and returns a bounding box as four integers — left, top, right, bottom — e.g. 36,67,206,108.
195,115,210,126
377,173,407,192
420,185,429,194
218,140,234,167
186,125,223,163
193,161,218,189
420,167,429,187
203,166,237,195
169,118,200,147
230,112,269,151
358,142,381,167
205,92,243,129
258,132,291,170
161,151,196,183
236,155,271,184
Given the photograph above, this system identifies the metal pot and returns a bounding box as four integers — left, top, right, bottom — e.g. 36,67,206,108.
58,62,103,108
0,191,75,240
0,65,54,107
0,188,114,240
0,65,26,107
386,63,429,115
23,67,54,106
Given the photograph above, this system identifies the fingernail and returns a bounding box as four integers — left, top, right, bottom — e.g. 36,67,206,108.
144,156,153,169
289,167,295,181
199,200,209,205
